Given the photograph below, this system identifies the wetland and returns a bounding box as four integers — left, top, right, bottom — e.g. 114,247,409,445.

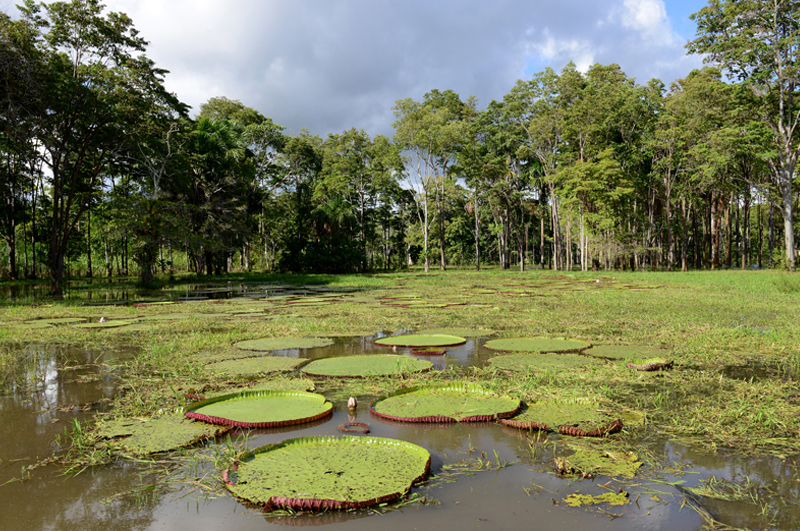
1,269,799,530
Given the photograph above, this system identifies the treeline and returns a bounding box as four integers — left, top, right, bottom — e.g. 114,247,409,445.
2,0,799,296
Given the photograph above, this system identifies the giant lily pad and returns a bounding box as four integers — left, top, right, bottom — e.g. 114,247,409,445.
417,327,496,337
483,337,591,353
95,413,230,455
234,337,335,351
370,383,520,423
224,435,430,511
500,400,622,437
488,353,602,371
301,355,432,378
585,344,671,360
25,317,87,325
374,334,466,348
73,319,138,329
186,390,332,428
206,356,306,377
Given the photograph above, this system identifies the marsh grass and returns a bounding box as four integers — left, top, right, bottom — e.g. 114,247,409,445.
2,269,800,471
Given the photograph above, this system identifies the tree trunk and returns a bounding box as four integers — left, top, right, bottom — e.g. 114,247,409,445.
86,209,93,278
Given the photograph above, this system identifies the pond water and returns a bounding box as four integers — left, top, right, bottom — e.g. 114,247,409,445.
1,337,798,531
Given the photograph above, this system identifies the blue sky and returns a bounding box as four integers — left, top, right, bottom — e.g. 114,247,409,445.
7,0,712,137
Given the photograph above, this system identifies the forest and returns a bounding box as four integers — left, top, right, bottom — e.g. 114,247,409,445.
2,0,800,296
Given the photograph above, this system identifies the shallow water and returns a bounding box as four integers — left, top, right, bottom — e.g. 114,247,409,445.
1,336,798,529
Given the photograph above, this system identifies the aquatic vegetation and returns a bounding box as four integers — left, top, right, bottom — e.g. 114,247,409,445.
584,344,672,360
234,337,335,351
374,334,466,348
224,435,430,511
500,399,623,437
555,444,642,479
370,383,520,423
186,390,332,428
94,413,230,455
483,337,591,353
300,355,432,378
488,353,602,371
205,356,306,377
562,491,630,507
626,358,674,371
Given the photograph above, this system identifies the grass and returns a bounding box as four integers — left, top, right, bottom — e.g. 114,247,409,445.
2,268,800,460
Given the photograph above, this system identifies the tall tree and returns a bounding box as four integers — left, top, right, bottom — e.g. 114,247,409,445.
17,0,185,294
689,0,800,269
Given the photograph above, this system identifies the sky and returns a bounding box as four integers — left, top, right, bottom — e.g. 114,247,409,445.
7,0,709,138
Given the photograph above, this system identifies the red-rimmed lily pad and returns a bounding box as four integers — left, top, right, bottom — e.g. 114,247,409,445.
301,355,432,378
483,337,591,353
499,400,622,437
370,383,520,423
94,413,231,455
206,356,306,377
488,353,602,371
187,378,316,401
186,390,332,428
234,337,335,351
374,334,466,348
223,435,430,511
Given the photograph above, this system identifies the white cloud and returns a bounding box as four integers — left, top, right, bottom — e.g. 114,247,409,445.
8,0,704,137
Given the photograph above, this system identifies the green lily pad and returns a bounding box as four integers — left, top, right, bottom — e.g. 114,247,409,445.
488,353,602,371
224,435,430,511
584,345,671,360
563,491,630,507
374,334,466,348
301,355,432,378
370,383,520,423
627,358,674,371
556,445,642,478
483,337,591,353
188,378,317,401
500,400,622,436
234,337,335,351
206,356,306,377
25,317,87,325
186,390,332,428
417,328,496,337
73,319,138,329
95,413,230,455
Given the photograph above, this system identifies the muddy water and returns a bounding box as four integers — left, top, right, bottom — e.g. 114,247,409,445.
1,340,798,530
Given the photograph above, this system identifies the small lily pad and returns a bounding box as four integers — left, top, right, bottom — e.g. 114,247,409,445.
25,317,87,325
190,378,317,400
95,413,230,455
627,358,674,371
370,383,520,423
206,356,306,377
488,353,602,371
224,435,430,511
234,337,335,351
301,355,432,378
483,337,591,353
186,390,333,428
374,334,466,348
73,319,138,329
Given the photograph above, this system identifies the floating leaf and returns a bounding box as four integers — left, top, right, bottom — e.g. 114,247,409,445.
556,445,642,478
500,400,622,436
234,337,335,351
186,390,332,428
73,319,138,329
370,383,520,423
206,356,306,377
224,435,430,511
483,337,591,353
189,378,317,401
488,353,602,371
374,334,466,348
417,328,496,337
409,347,446,356
24,317,87,325
95,413,230,455
301,355,432,378
585,345,671,360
